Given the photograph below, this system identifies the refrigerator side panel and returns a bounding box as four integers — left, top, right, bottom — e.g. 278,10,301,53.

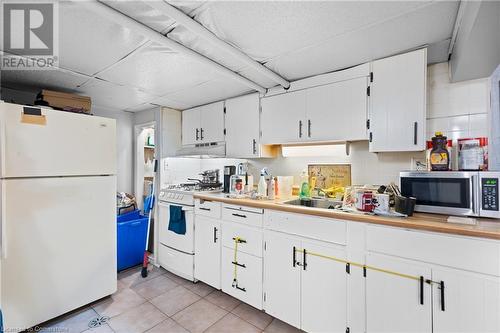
0,103,116,178
1,176,117,331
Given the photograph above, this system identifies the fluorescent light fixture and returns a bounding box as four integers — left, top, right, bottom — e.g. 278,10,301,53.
281,143,349,157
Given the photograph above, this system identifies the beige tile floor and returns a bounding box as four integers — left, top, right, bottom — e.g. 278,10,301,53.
35,266,303,333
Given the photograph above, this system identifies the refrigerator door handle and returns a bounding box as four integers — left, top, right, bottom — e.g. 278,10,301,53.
1,181,6,259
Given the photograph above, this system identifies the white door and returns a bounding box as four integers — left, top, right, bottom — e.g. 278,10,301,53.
158,202,195,254
1,176,116,331
225,94,261,158
301,240,348,333
261,90,306,144
369,48,427,152
194,215,221,289
306,77,368,142
181,107,200,145
200,101,225,143
433,267,500,333
263,231,301,328
365,253,432,333
0,102,116,177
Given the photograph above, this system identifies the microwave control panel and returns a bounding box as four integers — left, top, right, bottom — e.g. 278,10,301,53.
481,178,498,211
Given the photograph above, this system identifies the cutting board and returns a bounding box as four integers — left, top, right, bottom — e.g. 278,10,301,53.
308,164,352,188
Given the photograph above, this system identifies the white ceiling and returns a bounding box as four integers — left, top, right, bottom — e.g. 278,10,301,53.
0,0,460,112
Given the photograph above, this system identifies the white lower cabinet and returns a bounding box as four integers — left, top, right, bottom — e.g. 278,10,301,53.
263,231,301,328
263,230,348,332
301,240,348,333
432,268,500,333
194,215,221,289
221,247,263,309
365,253,432,333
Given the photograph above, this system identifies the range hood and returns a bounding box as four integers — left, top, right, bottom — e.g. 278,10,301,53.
176,141,226,158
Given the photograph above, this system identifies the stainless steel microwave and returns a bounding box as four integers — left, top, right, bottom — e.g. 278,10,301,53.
400,171,500,218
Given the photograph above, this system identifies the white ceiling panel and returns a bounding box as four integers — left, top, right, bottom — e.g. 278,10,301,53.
263,1,459,80
190,1,432,62
150,96,191,110
1,64,89,93
98,42,221,95
160,78,252,109
58,1,148,76
101,0,176,34
77,78,157,110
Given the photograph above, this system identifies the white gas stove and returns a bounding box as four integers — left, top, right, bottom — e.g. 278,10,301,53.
159,183,222,206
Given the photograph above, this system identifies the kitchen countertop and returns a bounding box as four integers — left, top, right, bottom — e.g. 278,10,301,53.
194,193,500,240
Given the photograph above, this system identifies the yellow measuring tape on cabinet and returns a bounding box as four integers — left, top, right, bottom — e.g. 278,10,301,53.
294,248,422,282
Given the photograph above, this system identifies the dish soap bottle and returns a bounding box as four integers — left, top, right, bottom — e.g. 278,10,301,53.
258,168,268,197
430,132,450,171
299,170,310,199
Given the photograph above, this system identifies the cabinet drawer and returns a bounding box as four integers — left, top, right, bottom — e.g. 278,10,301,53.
264,210,347,245
195,199,221,219
221,247,263,309
222,204,264,228
366,225,500,276
222,221,263,258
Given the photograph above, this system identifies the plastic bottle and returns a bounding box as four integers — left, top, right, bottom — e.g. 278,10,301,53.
258,168,268,197
430,132,450,171
269,177,276,200
299,170,310,199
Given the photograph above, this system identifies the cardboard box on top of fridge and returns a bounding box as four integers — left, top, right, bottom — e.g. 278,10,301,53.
37,89,92,114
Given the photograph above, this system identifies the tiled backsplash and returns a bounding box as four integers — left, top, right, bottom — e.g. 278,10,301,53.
427,62,489,141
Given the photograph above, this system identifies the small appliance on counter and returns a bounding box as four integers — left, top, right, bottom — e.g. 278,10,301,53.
400,171,500,218
223,165,236,193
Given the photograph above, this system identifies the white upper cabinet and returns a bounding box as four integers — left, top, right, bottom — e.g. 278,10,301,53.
261,90,306,144
181,101,224,145
181,107,200,145
369,48,427,152
225,93,275,158
306,77,368,142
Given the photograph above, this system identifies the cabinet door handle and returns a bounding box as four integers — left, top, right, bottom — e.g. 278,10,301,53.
302,249,307,270
213,227,218,243
232,213,247,219
252,139,257,155
292,246,297,267
200,128,204,141
232,237,247,243
299,120,303,138
308,119,311,138
235,285,246,292
199,207,211,211
419,276,424,305
196,128,199,141
439,281,445,311
231,261,246,268
413,122,418,145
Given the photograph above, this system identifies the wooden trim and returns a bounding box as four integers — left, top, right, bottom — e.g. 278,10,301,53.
193,194,500,240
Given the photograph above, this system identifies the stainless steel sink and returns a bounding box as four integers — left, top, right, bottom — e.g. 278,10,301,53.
283,198,343,210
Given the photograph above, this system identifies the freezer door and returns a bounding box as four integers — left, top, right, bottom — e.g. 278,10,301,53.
0,103,116,177
0,176,117,331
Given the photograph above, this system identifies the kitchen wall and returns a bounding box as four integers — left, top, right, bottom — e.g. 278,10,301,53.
247,62,491,186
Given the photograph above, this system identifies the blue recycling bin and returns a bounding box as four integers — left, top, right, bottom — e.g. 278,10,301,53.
117,209,149,271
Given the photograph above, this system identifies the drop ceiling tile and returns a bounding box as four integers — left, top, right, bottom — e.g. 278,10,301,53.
151,96,191,111
161,78,251,109
264,1,459,80
101,0,176,34
98,43,220,95
77,79,157,110
1,57,89,92
192,1,431,63
58,1,148,76
125,102,157,113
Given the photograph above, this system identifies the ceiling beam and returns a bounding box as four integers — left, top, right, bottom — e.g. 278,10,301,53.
78,1,267,94
148,1,291,90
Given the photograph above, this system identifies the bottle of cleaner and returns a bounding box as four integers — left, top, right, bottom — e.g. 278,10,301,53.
268,176,276,200
299,170,310,199
258,168,268,197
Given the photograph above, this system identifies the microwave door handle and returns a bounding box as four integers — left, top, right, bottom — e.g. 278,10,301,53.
471,174,478,216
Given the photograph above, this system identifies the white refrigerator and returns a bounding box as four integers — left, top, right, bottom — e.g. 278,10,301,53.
0,102,117,331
